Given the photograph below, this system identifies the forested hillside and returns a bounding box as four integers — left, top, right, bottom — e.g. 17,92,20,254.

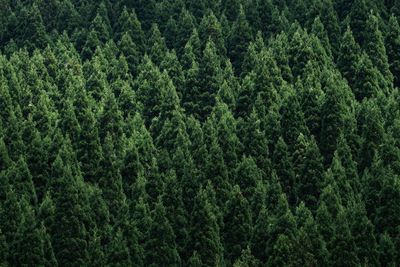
1,0,400,266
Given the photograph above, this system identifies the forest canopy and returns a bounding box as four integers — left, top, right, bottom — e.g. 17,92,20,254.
1,0,400,266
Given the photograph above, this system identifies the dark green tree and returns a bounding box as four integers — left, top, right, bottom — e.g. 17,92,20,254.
189,185,224,266
50,154,89,266
223,185,252,263
386,15,400,88
145,200,181,266
364,13,393,85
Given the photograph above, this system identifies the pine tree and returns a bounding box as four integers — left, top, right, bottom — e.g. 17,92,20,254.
265,193,297,263
15,197,45,266
223,185,252,263
0,187,23,265
300,66,324,139
50,154,89,266
145,200,181,267
0,228,8,267
347,201,379,266
329,209,360,266
107,228,132,266
349,0,369,45
364,13,393,85
176,9,195,54
240,109,271,175
294,135,324,211
386,15,400,88
320,0,341,57
273,137,295,205
205,129,231,207
233,246,258,267
228,5,252,73
148,23,168,66
17,3,49,50
251,205,269,263
320,76,347,164
116,7,145,53
6,156,37,206
353,52,383,101
189,185,224,266
198,11,225,56
135,56,164,126
358,100,385,171
77,106,102,184
197,39,223,120
118,32,140,76
295,202,329,265
162,170,189,259
99,133,128,228
337,27,360,89
378,233,397,266
280,92,308,150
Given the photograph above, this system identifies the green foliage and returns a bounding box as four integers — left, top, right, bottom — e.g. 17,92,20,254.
0,1,399,266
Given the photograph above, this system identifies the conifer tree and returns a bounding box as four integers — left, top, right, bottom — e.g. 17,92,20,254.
198,12,226,56
189,185,224,266
197,39,223,120
364,13,393,85
162,170,189,258
386,15,400,88
280,92,308,150
353,52,383,101
7,156,37,206
107,228,132,266
228,5,252,73
240,109,271,175
349,0,369,45
273,137,295,204
99,133,128,228
378,233,397,266
320,76,347,164
15,197,45,267
148,23,168,66
358,100,385,170
77,106,102,184
251,205,269,263
294,135,324,211
0,187,23,265
50,154,89,266
206,129,231,207
329,209,360,266
347,201,379,265
145,200,181,267
223,185,252,263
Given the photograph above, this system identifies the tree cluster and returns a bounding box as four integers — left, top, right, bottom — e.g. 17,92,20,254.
1,0,400,266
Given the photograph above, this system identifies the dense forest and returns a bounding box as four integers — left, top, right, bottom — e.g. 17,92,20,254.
1,0,400,266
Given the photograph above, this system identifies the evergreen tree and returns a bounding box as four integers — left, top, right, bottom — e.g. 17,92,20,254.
329,209,360,266
50,154,89,266
15,197,45,266
353,52,383,101
107,228,132,266
320,76,348,164
145,200,181,266
364,13,393,85
273,137,296,205
337,27,361,89
99,133,128,228
228,5,252,73
223,185,252,263
386,15,400,88
280,92,308,150
196,39,223,120
189,185,224,266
